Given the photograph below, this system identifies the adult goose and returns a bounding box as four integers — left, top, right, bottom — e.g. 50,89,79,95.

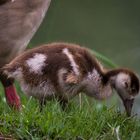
0,0,51,110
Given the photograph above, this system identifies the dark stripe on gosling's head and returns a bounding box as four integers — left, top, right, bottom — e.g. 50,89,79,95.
129,72,140,94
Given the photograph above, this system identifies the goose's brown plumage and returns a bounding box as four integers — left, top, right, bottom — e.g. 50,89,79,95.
3,42,140,116
0,0,51,110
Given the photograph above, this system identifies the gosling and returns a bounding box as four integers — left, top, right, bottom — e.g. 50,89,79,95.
2,42,139,116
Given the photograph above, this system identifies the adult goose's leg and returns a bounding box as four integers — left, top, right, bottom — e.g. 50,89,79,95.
0,72,21,110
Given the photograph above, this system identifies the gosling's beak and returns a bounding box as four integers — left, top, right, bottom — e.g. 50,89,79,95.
122,98,134,117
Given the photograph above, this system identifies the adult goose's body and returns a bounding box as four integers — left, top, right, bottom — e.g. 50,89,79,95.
0,0,51,66
0,0,51,109
3,42,140,116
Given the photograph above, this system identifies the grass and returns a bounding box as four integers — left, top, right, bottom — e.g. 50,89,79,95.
0,93,140,140
0,49,140,139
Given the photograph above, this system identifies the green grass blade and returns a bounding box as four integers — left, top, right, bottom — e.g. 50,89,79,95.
90,49,118,68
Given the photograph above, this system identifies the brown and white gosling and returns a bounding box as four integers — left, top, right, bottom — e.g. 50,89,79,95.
2,43,140,116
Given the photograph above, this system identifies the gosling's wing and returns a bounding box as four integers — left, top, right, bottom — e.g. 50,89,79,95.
65,73,79,84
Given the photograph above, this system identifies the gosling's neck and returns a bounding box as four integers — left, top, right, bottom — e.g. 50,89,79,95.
82,68,113,100
84,68,132,100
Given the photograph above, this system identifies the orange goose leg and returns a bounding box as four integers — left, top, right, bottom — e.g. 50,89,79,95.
0,73,21,110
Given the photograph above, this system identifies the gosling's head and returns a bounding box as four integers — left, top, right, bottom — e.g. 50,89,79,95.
110,69,139,116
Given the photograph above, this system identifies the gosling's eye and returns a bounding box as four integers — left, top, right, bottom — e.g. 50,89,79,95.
124,82,128,88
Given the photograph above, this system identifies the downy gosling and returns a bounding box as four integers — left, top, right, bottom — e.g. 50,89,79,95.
2,43,140,116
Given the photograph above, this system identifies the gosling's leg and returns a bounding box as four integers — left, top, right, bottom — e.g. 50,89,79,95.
39,98,47,112
59,99,68,110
